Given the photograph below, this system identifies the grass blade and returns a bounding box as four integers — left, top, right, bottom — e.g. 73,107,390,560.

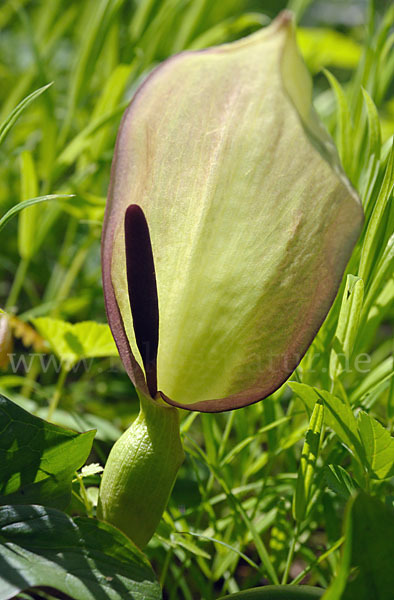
0,194,74,233
292,398,324,523
0,82,52,145
329,275,364,381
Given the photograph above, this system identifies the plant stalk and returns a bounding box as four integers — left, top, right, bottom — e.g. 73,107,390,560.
97,391,184,548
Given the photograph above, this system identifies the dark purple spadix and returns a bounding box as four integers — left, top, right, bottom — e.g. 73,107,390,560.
124,204,159,398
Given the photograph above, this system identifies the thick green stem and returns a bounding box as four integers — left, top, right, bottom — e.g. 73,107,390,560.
97,392,184,548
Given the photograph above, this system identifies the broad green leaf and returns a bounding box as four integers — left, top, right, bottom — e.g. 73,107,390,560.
289,383,364,463
104,13,363,411
288,381,319,419
0,82,52,146
0,394,95,509
324,465,359,500
329,274,364,380
0,504,162,600
0,194,74,234
357,411,394,479
35,406,122,442
323,492,394,600
219,585,324,599
18,151,39,261
33,317,118,368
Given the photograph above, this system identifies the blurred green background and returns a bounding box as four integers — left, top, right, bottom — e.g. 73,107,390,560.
0,0,393,332
1,0,392,362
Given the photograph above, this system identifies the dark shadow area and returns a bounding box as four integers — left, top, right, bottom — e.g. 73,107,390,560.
0,504,159,600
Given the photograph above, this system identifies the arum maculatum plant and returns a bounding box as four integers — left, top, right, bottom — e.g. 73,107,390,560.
98,11,363,548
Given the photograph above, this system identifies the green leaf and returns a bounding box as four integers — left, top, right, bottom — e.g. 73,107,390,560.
89,64,132,159
362,88,381,162
0,82,52,146
33,317,118,368
329,274,364,380
350,355,393,407
289,383,364,464
293,398,324,522
60,0,124,143
0,194,74,234
356,281,394,363
35,406,122,443
169,532,211,560
323,492,394,600
324,465,359,500
219,585,324,599
220,416,290,466
0,394,95,509
62,192,106,223
323,69,353,176
357,411,394,479
361,233,394,319
359,141,394,283
0,504,162,600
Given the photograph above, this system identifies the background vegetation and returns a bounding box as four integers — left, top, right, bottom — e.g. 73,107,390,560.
0,0,393,598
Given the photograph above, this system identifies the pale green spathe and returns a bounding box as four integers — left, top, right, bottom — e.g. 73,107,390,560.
105,12,363,410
